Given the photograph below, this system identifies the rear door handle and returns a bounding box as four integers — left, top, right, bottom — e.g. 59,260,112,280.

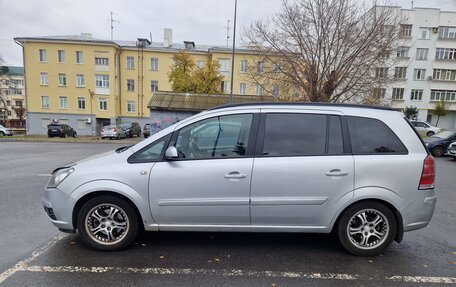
224,172,247,180
325,169,348,177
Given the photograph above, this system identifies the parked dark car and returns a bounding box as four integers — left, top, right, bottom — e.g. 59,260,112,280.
119,122,141,138
47,124,77,138
424,130,456,157
143,123,150,138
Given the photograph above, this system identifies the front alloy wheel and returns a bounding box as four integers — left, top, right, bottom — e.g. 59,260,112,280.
77,196,138,250
338,201,396,256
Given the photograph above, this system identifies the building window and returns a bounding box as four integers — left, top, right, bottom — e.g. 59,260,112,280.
95,57,109,65
375,67,388,79
439,26,456,39
394,67,407,79
272,85,280,97
126,56,135,69
41,96,49,109
76,51,83,64
413,69,426,80
410,89,423,101
397,46,410,58
430,89,456,101
433,69,456,81
95,74,109,88
416,48,428,60
220,81,227,93
239,83,247,95
419,27,431,39
58,73,67,86
126,79,135,91
240,60,248,73
379,51,390,59
196,61,205,68
435,48,456,60
57,50,65,63
76,74,85,87
151,80,158,92
59,96,68,109
392,88,404,100
150,57,159,71
127,101,136,112
40,72,48,85
39,49,47,62
77,97,86,110
373,88,386,98
257,61,264,73
400,24,412,37
256,84,263,96
218,59,230,72
99,98,107,110
15,100,23,107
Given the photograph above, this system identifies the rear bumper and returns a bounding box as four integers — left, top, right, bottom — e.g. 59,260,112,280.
401,188,436,232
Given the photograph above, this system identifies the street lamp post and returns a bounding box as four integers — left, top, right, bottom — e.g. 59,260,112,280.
229,0,238,103
88,89,95,136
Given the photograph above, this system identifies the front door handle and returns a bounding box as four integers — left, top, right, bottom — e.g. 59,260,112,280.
325,169,348,177
224,172,247,180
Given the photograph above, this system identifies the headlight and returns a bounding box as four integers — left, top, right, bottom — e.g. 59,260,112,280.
47,167,74,188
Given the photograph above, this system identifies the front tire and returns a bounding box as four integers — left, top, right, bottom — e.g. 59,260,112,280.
338,201,396,256
431,146,444,157
426,131,435,137
0,131,4,136
77,195,139,251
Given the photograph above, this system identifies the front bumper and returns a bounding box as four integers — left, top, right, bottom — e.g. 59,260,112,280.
448,148,456,156
1,130,13,136
401,188,437,232
42,187,75,231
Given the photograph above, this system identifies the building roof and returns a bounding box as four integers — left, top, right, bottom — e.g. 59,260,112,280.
0,66,24,76
14,35,250,54
148,92,275,112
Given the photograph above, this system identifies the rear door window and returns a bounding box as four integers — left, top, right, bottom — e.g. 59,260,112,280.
261,113,327,156
347,116,407,154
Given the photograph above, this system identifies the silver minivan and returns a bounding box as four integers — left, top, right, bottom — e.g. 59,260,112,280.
43,103,436,256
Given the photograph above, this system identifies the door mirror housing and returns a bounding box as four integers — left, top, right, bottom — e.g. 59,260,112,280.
165,146,179,160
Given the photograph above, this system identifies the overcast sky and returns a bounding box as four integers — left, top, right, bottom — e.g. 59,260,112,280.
1,0,455,66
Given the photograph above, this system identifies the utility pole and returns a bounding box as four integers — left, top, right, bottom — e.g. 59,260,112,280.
109,11,120,41
88,89,95,136
229,0,238,102
225,19,231,47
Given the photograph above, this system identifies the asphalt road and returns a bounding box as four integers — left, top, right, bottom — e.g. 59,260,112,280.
0,142,455,286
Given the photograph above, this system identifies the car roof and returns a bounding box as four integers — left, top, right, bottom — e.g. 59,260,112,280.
208,102,395,112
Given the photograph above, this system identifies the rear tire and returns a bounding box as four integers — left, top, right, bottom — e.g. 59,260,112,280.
73,132,77,138
0,131,4,136
338,201,396,256
431,146,444,157
77,195,139,251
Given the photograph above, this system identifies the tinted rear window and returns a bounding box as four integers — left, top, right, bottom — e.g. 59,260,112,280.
347,116,407,154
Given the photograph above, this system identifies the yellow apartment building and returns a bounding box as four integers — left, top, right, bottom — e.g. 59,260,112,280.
15,30,279,135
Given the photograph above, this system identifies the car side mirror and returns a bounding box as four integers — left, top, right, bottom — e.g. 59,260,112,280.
165,146,179,160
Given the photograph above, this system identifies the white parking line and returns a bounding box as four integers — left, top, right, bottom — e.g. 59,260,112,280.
0,235,454,285
0,235,66,284
14,265,456,284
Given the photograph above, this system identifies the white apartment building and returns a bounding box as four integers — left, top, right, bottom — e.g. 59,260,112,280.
388,7,456,129
0,66,26,129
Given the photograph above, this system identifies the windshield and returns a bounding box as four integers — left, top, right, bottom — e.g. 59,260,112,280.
432,130,456,139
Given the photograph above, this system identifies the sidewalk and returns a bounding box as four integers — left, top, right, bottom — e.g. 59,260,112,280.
0,135,142,144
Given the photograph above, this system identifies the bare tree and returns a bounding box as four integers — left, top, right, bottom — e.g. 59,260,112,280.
243,0,402,103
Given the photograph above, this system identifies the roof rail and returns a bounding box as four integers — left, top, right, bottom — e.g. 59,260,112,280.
208,102,395,111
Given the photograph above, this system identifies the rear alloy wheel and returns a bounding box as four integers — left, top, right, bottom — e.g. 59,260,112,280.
77,196,139,251
431,146,444,157
338,201,396,256
426,131,435,137
0,131,4,136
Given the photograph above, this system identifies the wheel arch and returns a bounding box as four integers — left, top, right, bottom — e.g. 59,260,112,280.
72,190,145,232
331,198,404,243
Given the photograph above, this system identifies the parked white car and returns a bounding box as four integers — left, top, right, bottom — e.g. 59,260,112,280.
0,124,13,136
410,121,442,138
448,142,456,160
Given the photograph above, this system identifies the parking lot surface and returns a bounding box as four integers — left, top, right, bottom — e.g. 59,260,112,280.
0,142,455,286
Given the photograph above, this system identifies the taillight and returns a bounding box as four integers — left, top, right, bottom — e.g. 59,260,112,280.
113,128,117,133
419,155,435,190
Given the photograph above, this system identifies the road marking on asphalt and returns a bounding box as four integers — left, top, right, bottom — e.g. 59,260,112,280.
0,235,66,284
36,173,52,177
14,265,456,284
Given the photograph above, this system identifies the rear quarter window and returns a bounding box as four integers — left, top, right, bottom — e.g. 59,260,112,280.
347,116,408,154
